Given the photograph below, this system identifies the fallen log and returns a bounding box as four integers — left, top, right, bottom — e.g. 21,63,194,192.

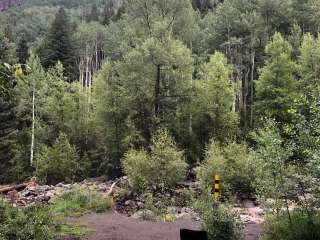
0,183,27,194
107,179,120,196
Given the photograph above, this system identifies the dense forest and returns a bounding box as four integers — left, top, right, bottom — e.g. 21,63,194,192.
1,0,320,239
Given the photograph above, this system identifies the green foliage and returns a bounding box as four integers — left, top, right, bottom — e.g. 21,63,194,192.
256,33,299,124
35,133,80,184
122,128,187,192
0,28,17,64
261,211,320,240
251,120,294,201
140,192,165,222
92,61,129,176
195,196,243,240
39,7,76,80
0,63,19,183
298,33,320,100
0,201,55,240
52,188,114,217
122,149,151,192
174,188,194,207
193,52,238,144
198,141,255,197
0,199,94,240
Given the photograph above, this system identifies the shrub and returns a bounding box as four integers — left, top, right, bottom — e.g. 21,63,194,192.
0,200,93,240
53,188,114,217
122,149,151,192
198,141,255,197
194,196,243,240
261,211,320,240
122,128,188,192
35,133,80,184
141,192,165,221
174,188,194,207
0,201,55,240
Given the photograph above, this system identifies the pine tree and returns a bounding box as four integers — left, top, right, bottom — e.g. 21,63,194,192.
102,1,115,25
256,33,299,124
193,52,238,144
40,7,76,81
87,3,99,22
16,35,29,64
0,28,17,64
0,64,18,183
35,133,80,184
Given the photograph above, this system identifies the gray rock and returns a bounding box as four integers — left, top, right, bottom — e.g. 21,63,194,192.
176,212,193,220
137,202,144,208
131,210,144,219
167,206,179,214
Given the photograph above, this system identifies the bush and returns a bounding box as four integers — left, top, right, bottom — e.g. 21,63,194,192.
35,133,81,184
141,192,165,221
194,196,243,240
53,188,114,217
198,141,255,197
0,200,93,240
261,211,320,240
121,149,151,192
0,201,55,240
122,128,188,192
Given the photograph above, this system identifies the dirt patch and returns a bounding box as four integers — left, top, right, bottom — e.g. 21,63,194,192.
79,212,200,240
78,210,263,240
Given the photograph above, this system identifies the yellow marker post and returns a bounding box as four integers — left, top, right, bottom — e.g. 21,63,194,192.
211,175,220,200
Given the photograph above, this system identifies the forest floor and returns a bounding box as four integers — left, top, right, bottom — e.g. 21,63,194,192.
77,199,264,240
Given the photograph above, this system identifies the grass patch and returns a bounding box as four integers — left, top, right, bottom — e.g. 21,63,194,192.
55,222,95,239
0,188,113,240
261,211,320,240
53,188,114,217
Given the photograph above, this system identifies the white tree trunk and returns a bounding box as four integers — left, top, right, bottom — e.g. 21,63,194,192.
30,81,35,166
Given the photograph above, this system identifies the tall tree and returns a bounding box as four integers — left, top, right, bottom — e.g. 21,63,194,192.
299,33,320,91
255,33,298,125
16,35,29,64
87,3,100,22
39,7,76,80
0,27,17,64
103,1,115,25
193,52,238,146
0,63,18,183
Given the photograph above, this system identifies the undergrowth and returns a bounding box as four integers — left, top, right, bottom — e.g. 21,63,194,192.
261,211,320,240
0,188,113,240
52,188,114,217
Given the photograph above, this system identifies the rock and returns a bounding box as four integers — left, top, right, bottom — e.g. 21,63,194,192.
125,200,132,206
176,212,193,220
181,207,191,213
55,183,65,188
167,207,179,214
137,202,144,208
131,210,144,219
8,190,20,203
46,190,55,198
143,210,154,217
240,214,253,224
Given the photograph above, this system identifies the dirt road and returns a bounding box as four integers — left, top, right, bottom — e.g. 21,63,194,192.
79,209,263,240
80,212,199,240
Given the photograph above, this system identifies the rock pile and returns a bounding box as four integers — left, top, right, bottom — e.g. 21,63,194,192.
0,177,129,207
